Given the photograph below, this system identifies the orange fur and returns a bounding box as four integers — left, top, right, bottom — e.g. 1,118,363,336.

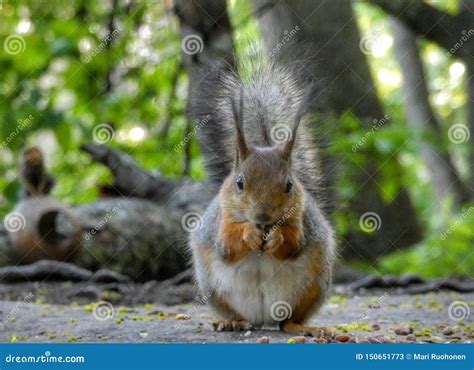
196,245,213,276
269,225,301,260
15,231,79,263
279,247,330,336
219,211,256,263
290,247,324,321
23,147,43,166
280,321,332,337
290,278,321,323
212,293,242,319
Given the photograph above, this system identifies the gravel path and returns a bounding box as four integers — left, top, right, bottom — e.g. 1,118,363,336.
0,283,472,344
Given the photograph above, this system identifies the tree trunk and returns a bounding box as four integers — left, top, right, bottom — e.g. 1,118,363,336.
390,19,471,207
174,0,236,177
253,0,423,260
468,64,474,200
373,0,473,201
174,0,236,88
370,0,474,65
462,0,474,199
0,144,366,284
0,197,207,281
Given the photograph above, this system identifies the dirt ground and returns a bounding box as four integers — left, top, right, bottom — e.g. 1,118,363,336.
0,282,472,344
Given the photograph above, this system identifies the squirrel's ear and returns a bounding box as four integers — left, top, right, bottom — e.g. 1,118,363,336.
231,88,249,165
279,107,304,161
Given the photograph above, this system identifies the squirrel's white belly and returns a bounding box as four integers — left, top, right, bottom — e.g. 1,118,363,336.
210,252,311,327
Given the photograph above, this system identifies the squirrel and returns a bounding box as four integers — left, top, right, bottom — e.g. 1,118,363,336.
10,147,82,263
188,59,336,336
19,147,55,198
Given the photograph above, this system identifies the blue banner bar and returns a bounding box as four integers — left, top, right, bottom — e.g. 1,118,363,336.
0,344,472,370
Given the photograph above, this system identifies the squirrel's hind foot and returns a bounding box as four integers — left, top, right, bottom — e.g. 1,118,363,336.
280,321,333,337
212,319,252,332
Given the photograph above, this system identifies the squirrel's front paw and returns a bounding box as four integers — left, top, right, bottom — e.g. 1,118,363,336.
263,228,284,255
243,224,264,251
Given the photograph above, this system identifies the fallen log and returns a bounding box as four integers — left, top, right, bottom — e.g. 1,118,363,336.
0,145,374,283
0,145,211,281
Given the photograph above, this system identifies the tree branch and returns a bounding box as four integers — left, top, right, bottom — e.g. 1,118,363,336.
0,260,130,283
370,0,474,62
80,144,213,208
104,0,119,93
81,144,181,202
159,64,183,139
0,198,203,281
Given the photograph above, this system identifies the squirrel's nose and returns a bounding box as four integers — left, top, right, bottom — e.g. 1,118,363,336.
255,213,271,228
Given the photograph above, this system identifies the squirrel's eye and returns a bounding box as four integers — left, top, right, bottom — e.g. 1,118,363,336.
236,175,244,191
285,179,293,193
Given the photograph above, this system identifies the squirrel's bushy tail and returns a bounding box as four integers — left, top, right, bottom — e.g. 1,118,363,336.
189,57,323,202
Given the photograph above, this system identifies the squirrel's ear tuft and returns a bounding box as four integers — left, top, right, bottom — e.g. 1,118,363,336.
231,87,249,166
279,105,305,161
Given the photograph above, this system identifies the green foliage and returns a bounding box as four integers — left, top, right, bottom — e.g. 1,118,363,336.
0,0,190,210
377,204,474,278
0,0,471,278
